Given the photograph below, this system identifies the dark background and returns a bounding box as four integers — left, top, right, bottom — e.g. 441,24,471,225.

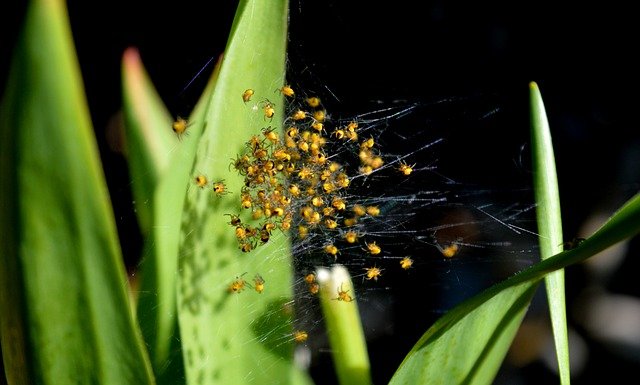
2,1,639,384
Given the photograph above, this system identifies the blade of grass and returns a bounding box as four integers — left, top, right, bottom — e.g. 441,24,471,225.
530,81,570,384
389,191,640,384
0,0,154,383
175,1,312,384
316,265,372,385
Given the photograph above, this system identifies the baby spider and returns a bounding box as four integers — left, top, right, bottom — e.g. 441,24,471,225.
332,129,346,140
261,126,279,143
397,161,416,176
308,282,319,295
365,206,380,216
194,174,208,188
332,197,346,211
242,88,254,103
365,241,381,255
311,121,324,132
225,214,242,227
306,96,321,108
239,241,255,253
241,193,252,209
253,274,265,294
290,109,307,121
212,180,229,196
313,109,326,122
259,229,270,244
343,230,358,244
228,273,247,293
292,330,308,343
399,256,414,270
235,224,254,241
172,116,192,139
352,204,366,217
261,99,275,120
343,217,358,227
333,283,353,302
324,244,339,259
279,85,295,97
361,137,374,150
364,266,383,281
304,273,316,284
440,242,460,258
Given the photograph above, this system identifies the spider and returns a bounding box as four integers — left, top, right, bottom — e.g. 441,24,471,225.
333,284,353,302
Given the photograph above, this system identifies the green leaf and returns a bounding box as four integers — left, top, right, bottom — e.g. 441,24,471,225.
121,47,222,384
391,283,537,385
121,47,175,235
0,0,155,383
530,81,570,384
174,1,311,384
389,189,640,384
317,265,372,385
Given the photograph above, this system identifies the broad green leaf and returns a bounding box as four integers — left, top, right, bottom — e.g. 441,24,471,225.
0,0,154,383
389,190,640,384
121,47,175,235
530,81,570,384
175,1,311,384
317,266,372,385
390,283,537,385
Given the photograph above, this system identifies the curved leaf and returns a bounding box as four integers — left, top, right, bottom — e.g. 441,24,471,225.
144,56,222,385
121,47,222,384
0,0,154,383
389,191,640,384
530,81,570,384
174,1,311,384
121,47,175,234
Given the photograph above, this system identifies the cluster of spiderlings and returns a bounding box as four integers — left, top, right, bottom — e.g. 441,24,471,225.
229,84,397,261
